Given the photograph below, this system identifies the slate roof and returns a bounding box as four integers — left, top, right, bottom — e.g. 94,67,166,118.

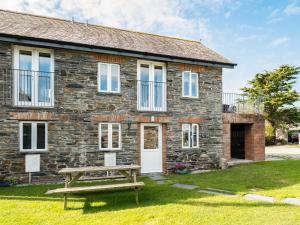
0,9,235,67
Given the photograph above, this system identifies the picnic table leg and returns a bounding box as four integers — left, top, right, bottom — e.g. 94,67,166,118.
64,194,67,210
133,170,137,183
135,188,139,204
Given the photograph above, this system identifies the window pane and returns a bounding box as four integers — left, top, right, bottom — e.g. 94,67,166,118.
182,124,190,147
37,123,46,149
39,53,51,103
100,64,108,91
154,66,163,108
100,124,108,148
183,72,190,96
191,73,198,97
143,126,159,149
111,64,119,92
140,64,149,107
192,124,198,147
19,51,32,102
112,124,120,149
22,123,32,149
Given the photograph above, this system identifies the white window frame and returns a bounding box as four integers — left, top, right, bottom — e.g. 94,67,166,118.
182,123,199,149
137,60,167,111
98,62,120,93
19,121,48,152
182,71,199,98
99,123,122,151
13,45,54,107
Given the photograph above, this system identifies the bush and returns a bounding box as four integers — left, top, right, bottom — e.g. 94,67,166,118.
265,122,275,146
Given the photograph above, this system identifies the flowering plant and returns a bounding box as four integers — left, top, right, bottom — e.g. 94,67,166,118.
175,162,186,170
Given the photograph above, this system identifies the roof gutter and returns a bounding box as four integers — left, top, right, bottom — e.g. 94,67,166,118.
0,33,236,69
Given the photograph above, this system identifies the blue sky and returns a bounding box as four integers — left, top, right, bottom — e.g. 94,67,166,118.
2,0,300,93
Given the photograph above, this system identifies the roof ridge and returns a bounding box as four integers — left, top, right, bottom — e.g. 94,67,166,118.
0,8,202,44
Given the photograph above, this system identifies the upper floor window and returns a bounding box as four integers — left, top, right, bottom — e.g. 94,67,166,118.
182,71,198,98
137,60,167,111
19,122,48,152
13,46,54,107
99,123,121,151
98,63,120,93
182,123,199,148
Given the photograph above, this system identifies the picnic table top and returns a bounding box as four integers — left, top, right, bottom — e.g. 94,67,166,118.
58,165,141,174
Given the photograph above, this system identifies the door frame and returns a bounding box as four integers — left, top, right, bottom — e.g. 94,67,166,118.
140,123,163,173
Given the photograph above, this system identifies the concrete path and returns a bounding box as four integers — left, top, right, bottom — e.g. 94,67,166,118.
266,145,300,159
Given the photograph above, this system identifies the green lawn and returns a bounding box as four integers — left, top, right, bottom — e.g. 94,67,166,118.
1,160,300,225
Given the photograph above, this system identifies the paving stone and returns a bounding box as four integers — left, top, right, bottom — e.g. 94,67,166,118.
198,188,235,196
148,175,167,181
244,194,275,203
172,183,198,190
283,198,300,206
156,180,165,185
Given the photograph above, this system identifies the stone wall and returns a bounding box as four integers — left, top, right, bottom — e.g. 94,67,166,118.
0,42,223,183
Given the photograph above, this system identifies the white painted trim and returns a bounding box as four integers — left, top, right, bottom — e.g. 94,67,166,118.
13,45,54,107
97,62,120,93
140,123,163,173
137,60,167,111
182,71,199,98
182,123,199,149
19,121,48,152
98,123,122,151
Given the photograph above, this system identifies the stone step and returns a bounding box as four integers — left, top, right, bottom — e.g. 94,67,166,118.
172,183,198,190
198,188,235,196
283,198,300,206
244,194,275,203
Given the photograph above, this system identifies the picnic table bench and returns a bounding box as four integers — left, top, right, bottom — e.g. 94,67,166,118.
46,165,144,209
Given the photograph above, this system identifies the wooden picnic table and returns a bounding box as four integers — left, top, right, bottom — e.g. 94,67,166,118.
46,165,144,210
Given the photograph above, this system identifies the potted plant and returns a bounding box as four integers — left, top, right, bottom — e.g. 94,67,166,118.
175,162,189,174
0,175,10,187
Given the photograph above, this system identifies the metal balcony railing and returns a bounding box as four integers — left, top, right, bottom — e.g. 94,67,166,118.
0,69,55,107
137,80,167,112
222,92,264,114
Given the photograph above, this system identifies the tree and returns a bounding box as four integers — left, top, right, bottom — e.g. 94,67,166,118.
241,65,300,138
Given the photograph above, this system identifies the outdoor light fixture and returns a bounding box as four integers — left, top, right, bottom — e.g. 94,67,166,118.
127,119,132,130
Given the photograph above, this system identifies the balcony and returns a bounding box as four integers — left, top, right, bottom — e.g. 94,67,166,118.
137,80,167,112
0,69,54,107
222,92,263,114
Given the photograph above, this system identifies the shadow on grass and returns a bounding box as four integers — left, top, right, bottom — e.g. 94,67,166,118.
0,160,299,213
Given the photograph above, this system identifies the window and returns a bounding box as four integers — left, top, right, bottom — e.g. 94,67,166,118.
19,122,48,152
99,123,121,150
182,124,199,148
137,60,166,111
13,46,54,107
98,63,120,92
182,71,198,98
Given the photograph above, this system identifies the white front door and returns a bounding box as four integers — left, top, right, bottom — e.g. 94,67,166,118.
141,123,162,173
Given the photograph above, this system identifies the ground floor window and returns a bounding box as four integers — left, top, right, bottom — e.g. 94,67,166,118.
99,123,121,150
19,122,48,152
182,124,199,148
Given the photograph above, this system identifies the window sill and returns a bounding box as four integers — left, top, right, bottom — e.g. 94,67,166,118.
96,92,122,96
20,150,48,154
182,147,199,150
99,149,122,152
180,97,200,100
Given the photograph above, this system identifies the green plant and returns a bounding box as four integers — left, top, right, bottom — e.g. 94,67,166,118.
4,176,19,185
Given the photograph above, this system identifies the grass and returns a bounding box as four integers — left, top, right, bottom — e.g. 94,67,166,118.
1,160,300,225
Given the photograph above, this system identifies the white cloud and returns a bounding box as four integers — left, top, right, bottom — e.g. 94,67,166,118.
236,34,261,42
269,37,290,47
0,0,214,45
284,2,300,16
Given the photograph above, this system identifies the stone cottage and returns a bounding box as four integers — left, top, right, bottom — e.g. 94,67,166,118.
0,9,238,182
